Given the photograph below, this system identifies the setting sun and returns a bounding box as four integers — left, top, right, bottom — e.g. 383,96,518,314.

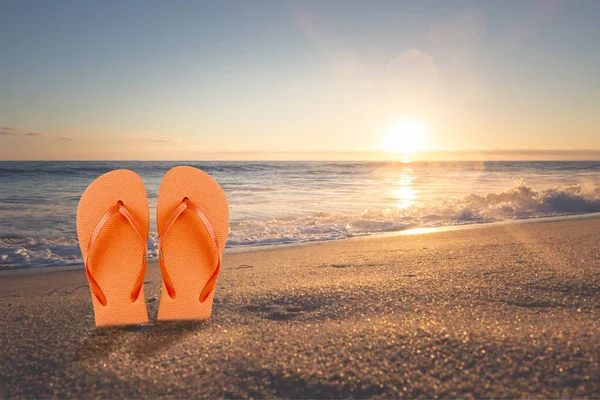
381,119,429,154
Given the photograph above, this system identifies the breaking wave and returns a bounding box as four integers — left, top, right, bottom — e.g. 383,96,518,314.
227,182,600,246
2,182,600,270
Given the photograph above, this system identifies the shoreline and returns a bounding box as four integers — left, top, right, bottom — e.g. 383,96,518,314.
3,211,600,277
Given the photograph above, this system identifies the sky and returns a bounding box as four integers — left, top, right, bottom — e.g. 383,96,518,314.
1,0,599,160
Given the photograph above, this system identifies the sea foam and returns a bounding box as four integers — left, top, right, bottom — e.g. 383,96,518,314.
2,181,599,270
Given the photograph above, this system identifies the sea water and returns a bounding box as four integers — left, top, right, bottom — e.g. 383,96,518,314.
1,161,599,269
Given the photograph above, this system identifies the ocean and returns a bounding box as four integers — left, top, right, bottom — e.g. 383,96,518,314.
1,161,600,270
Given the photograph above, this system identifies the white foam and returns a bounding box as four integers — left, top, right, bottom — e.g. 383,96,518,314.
2,182,600,269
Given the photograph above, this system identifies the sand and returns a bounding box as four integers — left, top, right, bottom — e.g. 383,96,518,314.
1,217,599,398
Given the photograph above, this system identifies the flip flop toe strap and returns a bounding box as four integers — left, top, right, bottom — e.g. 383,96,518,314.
158,197,221,302
86,201,148,306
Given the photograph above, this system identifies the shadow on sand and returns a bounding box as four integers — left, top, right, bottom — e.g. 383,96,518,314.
75,320,208,361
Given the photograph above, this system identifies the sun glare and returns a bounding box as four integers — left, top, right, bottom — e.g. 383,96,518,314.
381,119,429,154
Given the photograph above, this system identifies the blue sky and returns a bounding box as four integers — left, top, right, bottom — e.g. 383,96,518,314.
1,0,599,160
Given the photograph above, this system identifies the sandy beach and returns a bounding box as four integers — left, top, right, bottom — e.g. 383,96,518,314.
1,217,599,398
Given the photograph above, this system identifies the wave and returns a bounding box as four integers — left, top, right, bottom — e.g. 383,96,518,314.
0,161,299,177
2,182,600,270
3,160,600,178
0,237,82,269
227,183,600,246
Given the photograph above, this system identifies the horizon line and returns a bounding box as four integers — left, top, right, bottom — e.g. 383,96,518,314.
3,148,600,162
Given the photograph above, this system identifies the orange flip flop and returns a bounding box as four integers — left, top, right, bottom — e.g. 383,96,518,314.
77,169,150,327
156,166,229,321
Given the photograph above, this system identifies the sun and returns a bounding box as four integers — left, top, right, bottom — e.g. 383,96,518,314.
381,119,429,154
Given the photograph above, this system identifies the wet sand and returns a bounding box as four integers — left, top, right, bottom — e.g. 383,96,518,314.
1,218,599,398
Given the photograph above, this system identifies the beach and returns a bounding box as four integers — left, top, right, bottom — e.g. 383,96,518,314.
3,0,600,398
1,217,599,398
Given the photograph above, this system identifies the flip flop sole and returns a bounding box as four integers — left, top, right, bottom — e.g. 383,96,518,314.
156,166,229,321
77,169,150,327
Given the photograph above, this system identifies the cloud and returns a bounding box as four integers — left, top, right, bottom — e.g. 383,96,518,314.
135,137,177,143
1,126,25,133
146,138,174,143
117,136,180,144
0,126,71,140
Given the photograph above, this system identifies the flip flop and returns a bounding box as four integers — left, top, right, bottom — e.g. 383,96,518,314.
156,166,229,321
76,169,150,327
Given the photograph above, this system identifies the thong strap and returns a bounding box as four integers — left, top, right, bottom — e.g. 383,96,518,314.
86,201,148,306
158,197,221,302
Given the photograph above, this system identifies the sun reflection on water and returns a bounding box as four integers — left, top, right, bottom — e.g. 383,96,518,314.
393,173,416,209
